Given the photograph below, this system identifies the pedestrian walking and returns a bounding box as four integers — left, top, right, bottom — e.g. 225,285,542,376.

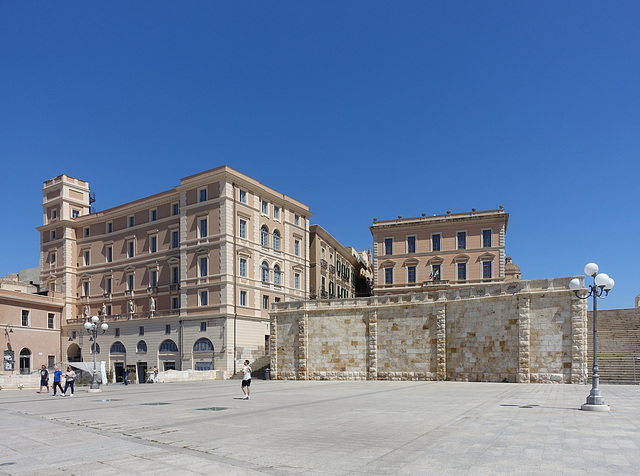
38,364,49,393
153,366,158,383
52,365,63,396
62,366,76,396
123,368,129,385
241,360,252,400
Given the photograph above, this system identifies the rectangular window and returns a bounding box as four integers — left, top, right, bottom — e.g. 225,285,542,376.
457,232,466,250
294,273,300,290
239,258,247,277
50,252,56,267
150,209,157,221
407,236,416,254
84,227,90,237
150,270,158,287
83,250,90,266
127,240,135,258
321,276,326,292
199,257,208,277
274,206,280,219
457,263,467,281
408,266,416,283
139,326,144,336
240,290,247,306
199,217,208,238
172,297,179,309
171,230,179,249
82,281,89,297
51,230,56,240
384,238,393,255
51,209,57,219
294,214,299,225
48,313,55,329
72,209,80,218
263,295,269,310
200,290,208,306
21,310,30,326
239,190,246,203
431,264,441,280
106,246,113,263
105,277,112,294
239,219,247,239
128,215,135,227
150,235,157,253
171,267,179,284
172,203,179,215
294,239,300,256
482,229,492,248
262,200,268,214
384,268,393,285
199,321,206,332
107,222,113,233
127,273,135,291
115,328,120,337
483,261,492,280
165,324,171,334
432,234,441,252
199,188,207,202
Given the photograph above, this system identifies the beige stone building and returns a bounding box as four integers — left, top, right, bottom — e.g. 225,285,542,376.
370,207,509,295
0,287,63,375
309,225,368,300
38,166,311,379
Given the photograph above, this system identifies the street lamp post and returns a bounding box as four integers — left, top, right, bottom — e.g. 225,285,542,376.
84,315,108,392
569,262,615,412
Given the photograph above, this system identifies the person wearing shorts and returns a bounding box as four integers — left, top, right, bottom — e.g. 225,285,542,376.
38,365,49,393
241,360,252,400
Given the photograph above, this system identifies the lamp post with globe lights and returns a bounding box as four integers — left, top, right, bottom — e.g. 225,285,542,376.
569,263,615,411
84,315,108,392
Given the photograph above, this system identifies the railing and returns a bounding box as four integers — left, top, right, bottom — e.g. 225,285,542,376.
169,284,180,292
321,260,327,269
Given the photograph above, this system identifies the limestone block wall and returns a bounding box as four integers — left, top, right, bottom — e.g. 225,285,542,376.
271,278,587,384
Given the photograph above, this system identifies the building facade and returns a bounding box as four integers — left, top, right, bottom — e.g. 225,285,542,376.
0,288,63,375
369,207,508,295
308,225,364,300
38,166,311,378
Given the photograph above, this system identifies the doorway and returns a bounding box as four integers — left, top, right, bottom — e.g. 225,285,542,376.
114,362,124,383
137,362,147,384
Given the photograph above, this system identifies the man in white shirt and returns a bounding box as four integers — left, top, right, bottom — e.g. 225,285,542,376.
242,360,252,400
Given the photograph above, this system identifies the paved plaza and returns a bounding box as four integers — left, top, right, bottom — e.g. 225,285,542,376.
0,379,639,475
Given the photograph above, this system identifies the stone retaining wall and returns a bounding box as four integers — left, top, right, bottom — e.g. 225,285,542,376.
270,278,588,384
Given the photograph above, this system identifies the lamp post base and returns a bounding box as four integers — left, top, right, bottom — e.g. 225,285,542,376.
581,403,610,412
87,388,102,393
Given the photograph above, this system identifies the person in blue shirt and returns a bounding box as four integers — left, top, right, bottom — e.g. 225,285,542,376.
52,365,63,396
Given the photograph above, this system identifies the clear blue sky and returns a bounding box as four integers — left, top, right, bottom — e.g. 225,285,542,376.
1,2,638,310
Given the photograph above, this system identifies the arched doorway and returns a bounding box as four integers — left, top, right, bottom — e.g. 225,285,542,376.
193,338,214,371
66,343,81,362
159,339,179,371
110,341,126,383
19,348,31,374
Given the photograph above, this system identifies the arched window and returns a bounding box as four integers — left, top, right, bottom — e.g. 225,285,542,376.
19,348,31,374
160,339,178,353
193,338,214,352
261,261,269,283
110,342,126,354
261,225,269,247
91,342,100,354
137,340,147,353
273,230,281,250
273,264,281,285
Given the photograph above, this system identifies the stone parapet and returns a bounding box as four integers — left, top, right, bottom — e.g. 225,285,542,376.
271,278,587,384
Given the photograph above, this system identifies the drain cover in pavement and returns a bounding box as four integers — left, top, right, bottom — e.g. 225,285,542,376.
196,407,228,411
140,402,173,406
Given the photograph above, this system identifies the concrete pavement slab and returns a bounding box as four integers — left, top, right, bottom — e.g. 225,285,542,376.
0,380,639,475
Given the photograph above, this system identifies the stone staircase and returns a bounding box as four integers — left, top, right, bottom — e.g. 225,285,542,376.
230,355,271,380
587,309,640,384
